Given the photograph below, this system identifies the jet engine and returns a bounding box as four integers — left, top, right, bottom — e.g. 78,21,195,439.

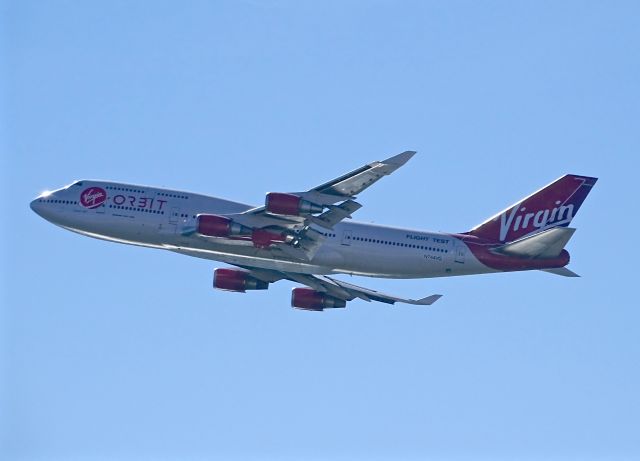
213,268,269,292
197,214,251,237
291,287,347,311
251,229,288,248
265,193,323,216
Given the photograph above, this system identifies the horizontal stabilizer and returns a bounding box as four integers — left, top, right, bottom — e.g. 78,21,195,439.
493,227,576,258
541,267,580,277
407,294,443,305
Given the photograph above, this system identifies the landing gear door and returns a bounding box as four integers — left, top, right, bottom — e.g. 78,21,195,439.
164,206,180,234
158,199,180,234
454,242,466,264
169,207,180,225
341,230,352,246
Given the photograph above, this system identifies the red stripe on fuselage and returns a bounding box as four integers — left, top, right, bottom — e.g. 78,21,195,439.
451,234,570,272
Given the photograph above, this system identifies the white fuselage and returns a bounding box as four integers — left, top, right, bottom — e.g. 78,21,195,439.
30,180,491,279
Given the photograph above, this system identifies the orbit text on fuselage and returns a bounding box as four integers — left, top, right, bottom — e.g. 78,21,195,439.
110,194,168,211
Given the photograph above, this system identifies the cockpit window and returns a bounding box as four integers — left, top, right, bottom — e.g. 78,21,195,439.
70,181,83,187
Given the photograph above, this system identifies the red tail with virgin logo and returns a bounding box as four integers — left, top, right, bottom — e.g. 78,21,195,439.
467,174,598,243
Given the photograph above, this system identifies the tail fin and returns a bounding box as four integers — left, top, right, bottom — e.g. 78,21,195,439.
468,174,597,243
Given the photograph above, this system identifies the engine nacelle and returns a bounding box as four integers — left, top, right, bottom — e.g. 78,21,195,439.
197,214,251,237
291,288,347,311
265,193,323,216
251,229,288,249
213,268,269,292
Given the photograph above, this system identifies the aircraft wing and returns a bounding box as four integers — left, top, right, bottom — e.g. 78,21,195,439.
221,151,416,259
302,150,417,204
239,266,442,308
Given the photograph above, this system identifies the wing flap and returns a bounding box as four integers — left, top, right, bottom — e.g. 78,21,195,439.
235,266,443,307
326,276,443,306
310,151,416,198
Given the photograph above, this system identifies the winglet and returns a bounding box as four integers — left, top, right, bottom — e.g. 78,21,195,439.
405,294,443,305
381,150,417,167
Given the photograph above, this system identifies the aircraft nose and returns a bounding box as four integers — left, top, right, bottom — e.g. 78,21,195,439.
30,194,53,219
30,197,42,215
29,198,45,218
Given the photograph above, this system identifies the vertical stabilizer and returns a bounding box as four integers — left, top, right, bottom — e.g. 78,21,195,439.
468,174,597,243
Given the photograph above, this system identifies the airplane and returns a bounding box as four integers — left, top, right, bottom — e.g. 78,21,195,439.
30,152,597,311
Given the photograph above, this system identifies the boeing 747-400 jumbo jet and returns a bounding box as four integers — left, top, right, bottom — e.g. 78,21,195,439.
31,152,597,311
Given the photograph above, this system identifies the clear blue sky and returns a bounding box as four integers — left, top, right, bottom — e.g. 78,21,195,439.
2,1,639,460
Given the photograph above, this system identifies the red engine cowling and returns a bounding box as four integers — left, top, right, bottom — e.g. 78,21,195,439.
265,193,323,216
291,288,347,311
197,214,251,237
213,268,269,292
251,229,288,249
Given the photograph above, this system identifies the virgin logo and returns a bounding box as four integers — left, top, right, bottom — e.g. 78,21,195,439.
498,201,574,241
80,187,107,209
